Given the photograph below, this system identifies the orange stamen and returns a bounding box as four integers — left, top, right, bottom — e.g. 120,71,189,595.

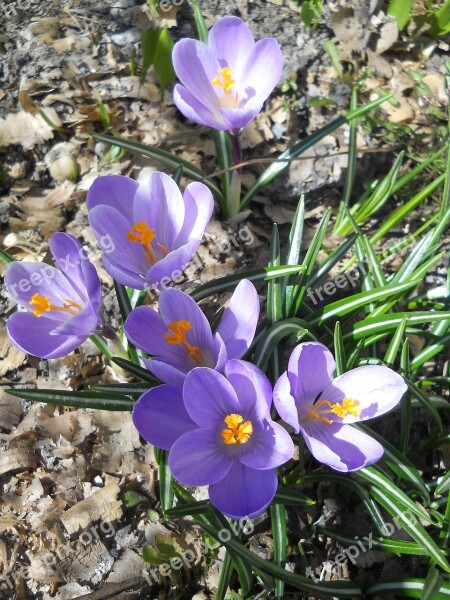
212,67,239,109
127,221,168,265
29,293,82,317
164,320,204,365
221,413,253,445
305,397,362,425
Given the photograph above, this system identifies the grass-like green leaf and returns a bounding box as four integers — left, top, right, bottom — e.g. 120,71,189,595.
366,579,450,598
111,357,160,383
270,503,287,599
92,132,222,200
240,93,392,210
306,280,420,327
190,265,305,301
366,486,450,573
6,388,134,411
253,318,311,370
358,466,430,522
273,487,315,507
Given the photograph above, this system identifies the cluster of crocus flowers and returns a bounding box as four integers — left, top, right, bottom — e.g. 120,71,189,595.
132,360,294,518
273,342,407,472
172,16,283,133
87,172,213,290
124,280,259,384
4,233,102,359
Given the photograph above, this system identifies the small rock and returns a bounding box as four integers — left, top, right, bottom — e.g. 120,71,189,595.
110,27,140,47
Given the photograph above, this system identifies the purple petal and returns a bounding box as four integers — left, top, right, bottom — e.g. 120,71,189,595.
124,308,195,372
216,280,259,359
89,205,147,274
287,342,336,408
172,39,223,115
183,367,240,428
224,359,272,420
145,359,186,385
209,461,277,519
321,365,407,423
273,371,300,433
208,17,255,82
101,255,147,289
4,262,82,317
50,233,102,314
241,419,294,470
173,84,226,130
158,288,215,366
133,172,184,252
244,38,283,101
86,175,138,223
169,428,233,486
218,105,264,130
301,421,384,472
144,239,200,289
212,332,228,372
7,312,86,359
51,305,99,337
124,306,167,355
176,182,214,246
132,384,196,450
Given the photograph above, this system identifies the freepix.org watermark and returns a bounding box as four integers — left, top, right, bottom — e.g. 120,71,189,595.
2,516,254,591
306,233,417,306
6,224,254,301
306,509,417,582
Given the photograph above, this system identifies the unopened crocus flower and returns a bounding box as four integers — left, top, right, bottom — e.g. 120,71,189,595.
273,342,407,472
87,172,214,290
4,233,102,359
124,279,259,384
133,360,294,518
172,16,283,132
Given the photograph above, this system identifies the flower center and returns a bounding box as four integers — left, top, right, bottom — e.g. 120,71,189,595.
164,320,204,365
221,413,253,445
127,221,168,266
212,67,239,109
29,293,82,318
305,398,362,425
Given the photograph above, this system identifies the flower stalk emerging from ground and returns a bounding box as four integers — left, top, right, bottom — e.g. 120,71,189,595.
87,172,213,290
4,233,103,359
132,360,294,518
273,342,407,472
124,279,259,384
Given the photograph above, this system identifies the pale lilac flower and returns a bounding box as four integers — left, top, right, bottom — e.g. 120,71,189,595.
4,233,102,359
273,342,407,472
172,16,283,132
132,361,294,518
87,172,213,290
124,280,259,384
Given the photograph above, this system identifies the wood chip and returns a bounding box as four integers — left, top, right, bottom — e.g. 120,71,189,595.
0,447,38,476
60,484,122,536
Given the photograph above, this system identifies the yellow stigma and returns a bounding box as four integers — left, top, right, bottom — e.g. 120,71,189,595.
221,413,253,445
212,67,239,109
127,221,168,265
29,293,82,317
332,398,362,418
164,320,204,365
306,398,362,425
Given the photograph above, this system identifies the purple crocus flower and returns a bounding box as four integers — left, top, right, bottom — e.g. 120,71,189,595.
124,279,259,384
4,233,102,359
133,360,294,518
172,16,283,132
87,172,213,290
273,342,407,472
